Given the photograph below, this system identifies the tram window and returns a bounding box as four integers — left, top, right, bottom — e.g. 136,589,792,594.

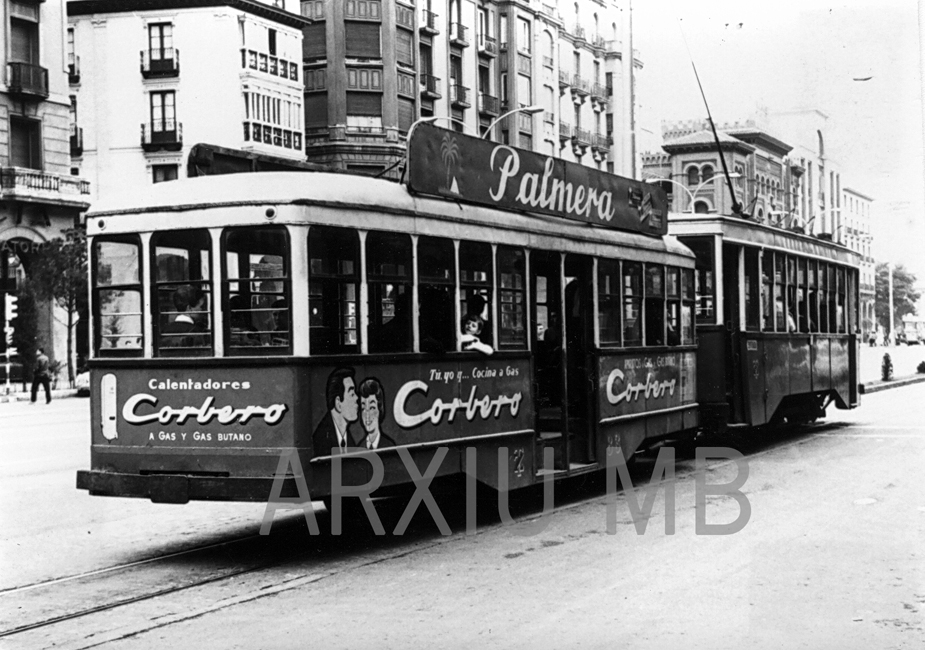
598,259,621,346
797,258,809,333
418,236,455,354
773,253,785,332
837,267,847,333
153,230,212,356
847,269,857,333
308,226,358,355
368,231,413,354
828,265,838,334
819,264,830,333
807,262,818,332
224,226,290,354
622,262,642,346
645,265,666,345
93,237,143,356
744,248,760,331
460,241,493,348
683,238,714,324
681,268,695,344
760,253,773,332
665,267,680,346
497,246,526,349
786,256,798,333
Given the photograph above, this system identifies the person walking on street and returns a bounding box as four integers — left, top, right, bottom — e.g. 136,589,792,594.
31,347,52,405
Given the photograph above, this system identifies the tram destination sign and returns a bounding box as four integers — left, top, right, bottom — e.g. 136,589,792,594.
407,122,668,236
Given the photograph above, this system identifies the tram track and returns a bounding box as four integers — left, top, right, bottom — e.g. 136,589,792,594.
1,420,847,647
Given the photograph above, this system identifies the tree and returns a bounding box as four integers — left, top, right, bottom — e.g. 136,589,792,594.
10,280,39,390
29,227,88,385
875,262,920,333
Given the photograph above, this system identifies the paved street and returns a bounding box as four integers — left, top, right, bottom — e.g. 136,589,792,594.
2,374,925,649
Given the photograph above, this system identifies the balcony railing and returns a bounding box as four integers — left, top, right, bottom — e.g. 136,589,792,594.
450,83,470,108
478,35,498,57
420,73,441,99
591,82,607,101
68,55,80,84
0,167,91,202
241,48,299,82
573,127,591,146
243,122,302,151
141,121,183,152
604,40,622,54
70,125,83,157
140,48,179,78
558,69,571,88
591,133,612,151
558,121,572,141
6,62,49,99
572,75,590,96
478,92,499,116
450,22,468,46
542,55,554,68
592,35,607,50
572,24,586,40
517,112,533,134
420,9,439,34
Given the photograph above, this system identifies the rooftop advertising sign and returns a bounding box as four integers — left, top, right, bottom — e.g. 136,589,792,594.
407,122,668,237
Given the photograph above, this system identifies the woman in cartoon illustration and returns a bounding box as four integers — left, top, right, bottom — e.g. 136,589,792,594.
358,377,396,450
461,313,494,355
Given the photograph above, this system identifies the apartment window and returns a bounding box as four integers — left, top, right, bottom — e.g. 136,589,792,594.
67,27,76,67
499,13,508,48
268,28,277,56
153,164,179,183
518,18,531,53
11,17,39,64
478,7,490,44
148,23,173,60
151,91,176,132
346,22,381,58
10,117,42,170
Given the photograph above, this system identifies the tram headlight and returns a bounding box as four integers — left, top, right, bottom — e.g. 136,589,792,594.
265,207,277,220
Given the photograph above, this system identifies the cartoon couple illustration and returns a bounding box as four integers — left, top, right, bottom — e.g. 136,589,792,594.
312,367,396,456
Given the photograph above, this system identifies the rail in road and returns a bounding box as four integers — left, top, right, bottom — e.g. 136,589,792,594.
0,417,849,650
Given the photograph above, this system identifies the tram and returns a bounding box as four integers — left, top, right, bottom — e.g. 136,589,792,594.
77,124,698,504
669,213,861,431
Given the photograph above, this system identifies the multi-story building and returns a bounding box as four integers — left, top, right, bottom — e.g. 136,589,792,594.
842,187,875,332
67,0,309,203
2,0,92,369
300,0,638,178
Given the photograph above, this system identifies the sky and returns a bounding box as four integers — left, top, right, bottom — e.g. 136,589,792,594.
632,0,925,280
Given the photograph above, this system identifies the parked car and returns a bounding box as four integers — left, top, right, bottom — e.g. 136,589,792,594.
75,369,90,397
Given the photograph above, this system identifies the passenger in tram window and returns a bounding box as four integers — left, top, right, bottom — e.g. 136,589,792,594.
270,298,289,346
162,285,207,348
357,377,396,450
312,367,360,455
228,295,259,346
461,313,494,355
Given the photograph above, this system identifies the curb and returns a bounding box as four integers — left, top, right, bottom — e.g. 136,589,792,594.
859,374,925,394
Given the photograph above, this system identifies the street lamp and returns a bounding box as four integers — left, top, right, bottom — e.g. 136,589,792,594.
482,105,544,139
645,172,740,213
378,116,476,180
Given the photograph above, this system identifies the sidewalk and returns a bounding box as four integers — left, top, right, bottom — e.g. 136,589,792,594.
0,387,81,403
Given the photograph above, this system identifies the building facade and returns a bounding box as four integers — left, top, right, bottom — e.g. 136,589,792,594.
67,0,309,203
842,187,875,333
2,0,92,373
300,0,638,178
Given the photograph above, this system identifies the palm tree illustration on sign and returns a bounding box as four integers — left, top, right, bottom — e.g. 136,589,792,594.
440,133,461,194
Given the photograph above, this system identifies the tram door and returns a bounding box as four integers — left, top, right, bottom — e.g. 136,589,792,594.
531,252,594,471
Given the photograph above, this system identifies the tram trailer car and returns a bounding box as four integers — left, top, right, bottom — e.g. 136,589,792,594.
668,213,861,432
78,132,700,505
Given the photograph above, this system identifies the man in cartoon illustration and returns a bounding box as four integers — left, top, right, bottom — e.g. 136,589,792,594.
357,377,396,450
312,367,359,456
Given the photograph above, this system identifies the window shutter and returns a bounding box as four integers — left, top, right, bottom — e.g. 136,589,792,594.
396,29,414,66
346,92,382,117
304,93,328,127
398,98,415,133
302,23,326,59
345,22,380,58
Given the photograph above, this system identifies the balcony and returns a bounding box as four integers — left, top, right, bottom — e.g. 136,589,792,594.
450,83,471,108
478,93,499,116
478,35,498,57
141,48,179,79
244,122,302,151
0,167,91,209
604,40,622,55
420,9,439,35
558,69,571,90
517,112,533,134
572,128,591,146
420,73,441,99
571,75,590,96
542,55,554,69
6,62,49,100
592,35,607,50
70,125,83,157
591,133,613,151
591,82,607,101
68,55,80,84
450,22,468,47
572,24,586,41
558,121,572,143
141,121,183,152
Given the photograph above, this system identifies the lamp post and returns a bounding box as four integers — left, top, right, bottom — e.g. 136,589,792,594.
380,116,476,180
644,173,740,213
482,105,544,139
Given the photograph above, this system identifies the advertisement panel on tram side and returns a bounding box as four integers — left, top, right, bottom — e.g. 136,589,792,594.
596,351,698,459
89,366,298,450
306,358,533,459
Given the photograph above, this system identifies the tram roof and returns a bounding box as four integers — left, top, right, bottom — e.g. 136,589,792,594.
88,171,695,265
667,213,861,266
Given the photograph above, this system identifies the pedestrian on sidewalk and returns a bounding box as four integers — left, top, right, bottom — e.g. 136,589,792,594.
31,347,52,405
